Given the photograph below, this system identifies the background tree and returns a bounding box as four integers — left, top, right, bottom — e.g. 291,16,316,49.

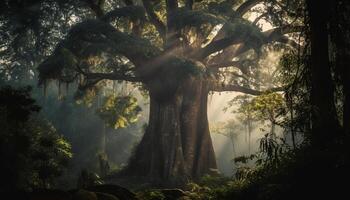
226,95,256,153
96,94,141,176
210,119,243,161
250,93,285,138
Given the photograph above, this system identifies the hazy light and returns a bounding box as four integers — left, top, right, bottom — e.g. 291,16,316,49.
246,4,274,31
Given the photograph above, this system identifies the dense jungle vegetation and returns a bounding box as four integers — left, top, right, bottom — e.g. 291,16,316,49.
0,0,349,199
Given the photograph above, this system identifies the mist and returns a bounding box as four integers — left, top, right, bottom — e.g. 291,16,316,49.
2,0,349,199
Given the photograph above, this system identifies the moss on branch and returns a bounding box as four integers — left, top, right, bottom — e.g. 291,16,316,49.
38,20,161,85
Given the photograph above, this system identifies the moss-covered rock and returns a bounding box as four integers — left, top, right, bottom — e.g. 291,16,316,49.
87,184,137,200
72,189,97,200
95,192,120,200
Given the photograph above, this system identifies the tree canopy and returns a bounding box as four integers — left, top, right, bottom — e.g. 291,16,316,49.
26,0,302,97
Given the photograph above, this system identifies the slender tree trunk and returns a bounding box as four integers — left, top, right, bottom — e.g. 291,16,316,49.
245,123,248,143
98,95,107,154
101,124,106,154
271,121,276,140
230,136,236,159
125,77,217,183
247,115,252,154
290,101,296,148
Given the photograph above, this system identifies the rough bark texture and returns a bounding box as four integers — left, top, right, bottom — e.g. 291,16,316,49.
125,76,217,183
307,0,340,146
330,0,350,134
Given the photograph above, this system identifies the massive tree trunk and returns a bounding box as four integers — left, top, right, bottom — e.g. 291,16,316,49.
125,75,217,183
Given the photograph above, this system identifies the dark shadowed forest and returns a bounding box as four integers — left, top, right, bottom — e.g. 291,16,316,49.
1,0,349,199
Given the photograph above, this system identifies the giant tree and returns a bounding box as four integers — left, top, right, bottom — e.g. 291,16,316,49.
37,0,302,182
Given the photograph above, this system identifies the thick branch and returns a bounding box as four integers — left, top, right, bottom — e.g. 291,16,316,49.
194,37,242,60
198,25,303,60
208,59,254,75
195,0,303,59
277,36,301,49
102,6,146,23
211,83,284,95
253,12,268,25
235,0,264,17
102,5,146,36
84,72,142,82
76,20,161,66
264,25,304,40
166,0,179,14
85,0,105,18
123,0,133,5
38,20,161,84
186,0,194,9
142,0,166,39
78,78,102,91
208,60,242,69
166,0,179,36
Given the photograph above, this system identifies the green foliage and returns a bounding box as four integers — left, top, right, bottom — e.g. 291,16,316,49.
227,95,254,119
97,95,141,129
38,19,161,85
169,58,207,79
77,169,104,189
279,51,312,138
185,182,214,200
229,93,286,132
210,119,243,139
184,175,237,200
0,85,72,191
224,19,264,40
174,143,299,200
207,0,237,17
233,154,256,164
210,119,243,159
249,93,285,122
136,190,166,200
258,133,287,167
278,53,300,85
142,23,163,48
26,118,73,188
171,8,224,33
0,86,40,121
75,86,101,107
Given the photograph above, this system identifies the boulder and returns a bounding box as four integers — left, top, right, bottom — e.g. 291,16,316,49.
95,192,119,200
87,184,137,200
72,189,97,200
29,189,72,200
159,189,187,200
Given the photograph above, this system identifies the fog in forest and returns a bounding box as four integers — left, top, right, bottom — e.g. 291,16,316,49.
1,0,349,199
